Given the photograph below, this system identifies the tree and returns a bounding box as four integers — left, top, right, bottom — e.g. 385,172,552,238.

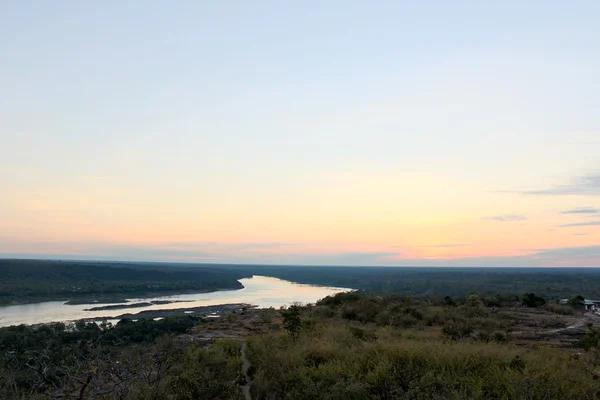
569,295,585,309
444,296,456,307
282,305,301,339
466,293,482,307
522,293,545,307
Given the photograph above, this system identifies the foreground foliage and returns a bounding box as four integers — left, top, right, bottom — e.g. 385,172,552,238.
248,326,595,399
2,292,600,399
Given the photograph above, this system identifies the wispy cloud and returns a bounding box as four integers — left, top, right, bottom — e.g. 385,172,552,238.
557,221,600,228
531,246,600,261
487,214,526,222
0,240,402,266
560,207,600,214
574,233,588,236
3,241,600,267
417,244,472,248
518,172,600,196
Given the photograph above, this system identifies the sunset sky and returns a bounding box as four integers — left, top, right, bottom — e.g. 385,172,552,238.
1,1,599,266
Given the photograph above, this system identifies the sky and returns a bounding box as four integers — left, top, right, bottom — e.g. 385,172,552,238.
1,1,599,267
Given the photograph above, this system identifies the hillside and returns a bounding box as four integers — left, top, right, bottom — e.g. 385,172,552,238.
2,291,600,399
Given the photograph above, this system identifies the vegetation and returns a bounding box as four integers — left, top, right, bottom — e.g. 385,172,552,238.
3,289,600,399
247,326,592,399
5,260,600,306
3,261,600,398
220,264,600,300
0,259,247,305
0,316,200,399
282,305,302,339
571,295,587,309
522,292,546,307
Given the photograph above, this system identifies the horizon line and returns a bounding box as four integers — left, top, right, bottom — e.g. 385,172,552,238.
1,256,599,269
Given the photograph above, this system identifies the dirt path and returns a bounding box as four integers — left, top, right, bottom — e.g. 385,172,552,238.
511,312,597,336
240,342,252,400
544,317,587,334
546,312,600,334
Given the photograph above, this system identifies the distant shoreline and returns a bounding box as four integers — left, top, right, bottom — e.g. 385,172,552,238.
0,259,250,307
0,286,245,307
64,287,244,305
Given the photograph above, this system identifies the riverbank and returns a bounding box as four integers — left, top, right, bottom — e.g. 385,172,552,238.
0,286,248,307
0,259,248,306
0,276,350,327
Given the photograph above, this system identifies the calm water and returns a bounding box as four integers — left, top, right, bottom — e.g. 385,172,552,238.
0,276,351,327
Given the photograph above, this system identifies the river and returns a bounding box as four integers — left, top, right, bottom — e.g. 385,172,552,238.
0,275,351,327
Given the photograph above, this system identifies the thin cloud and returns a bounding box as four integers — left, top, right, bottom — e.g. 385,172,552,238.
574,233,588,236
417,244,472,248
518,172,600,196
532,245,600,260
557,221,600,228
487,214,526,222
560,207,599,214
3,243,600,267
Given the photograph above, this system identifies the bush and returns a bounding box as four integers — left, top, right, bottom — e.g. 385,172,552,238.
522,293,546,307
317,291,362,306
349,326,377,342
442,321,474,340
569,295,585,309
341,299,380,323
444,296,457,307
492,331,508,343
246,325,600,400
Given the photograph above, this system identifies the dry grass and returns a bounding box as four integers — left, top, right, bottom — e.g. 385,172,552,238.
244,322,600,399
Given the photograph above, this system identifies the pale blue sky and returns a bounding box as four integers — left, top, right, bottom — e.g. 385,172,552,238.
1,1,599,266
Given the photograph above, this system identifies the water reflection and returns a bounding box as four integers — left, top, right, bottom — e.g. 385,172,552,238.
0,276,351,327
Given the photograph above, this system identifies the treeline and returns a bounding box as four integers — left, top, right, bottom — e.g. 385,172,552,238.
0,259,247,305
4,260,600,306
224,264,600,299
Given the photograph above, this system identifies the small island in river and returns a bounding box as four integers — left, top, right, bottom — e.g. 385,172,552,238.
92,303,253,321
84,300,192,311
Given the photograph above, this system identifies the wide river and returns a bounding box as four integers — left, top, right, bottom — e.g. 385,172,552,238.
0,276,351,327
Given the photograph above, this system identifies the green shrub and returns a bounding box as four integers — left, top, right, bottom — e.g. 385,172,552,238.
317,291,362,306
442,321,474,340
341,299,380,323
349,326,377,342
282,305,302,338
522,293,546,307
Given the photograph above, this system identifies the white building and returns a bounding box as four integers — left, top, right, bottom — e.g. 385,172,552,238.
559,298,600,311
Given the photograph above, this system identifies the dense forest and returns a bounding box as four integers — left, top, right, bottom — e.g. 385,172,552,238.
229,264,600,300
0,260,247,305
2,291,600,399
4,259,600,305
